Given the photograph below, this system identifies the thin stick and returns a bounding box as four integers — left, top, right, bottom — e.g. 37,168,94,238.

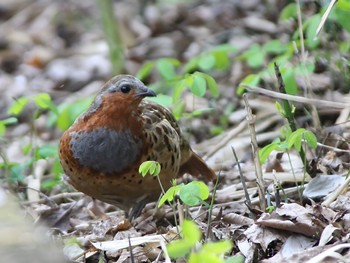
203,120,247,160
231,146,254,218
315,0,338,37
21,192,84,205
243,94,266,211
243,85,349,109
205,173,220,241
128,235,135,263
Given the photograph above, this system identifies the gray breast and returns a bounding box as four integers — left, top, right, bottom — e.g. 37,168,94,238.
69,128,142,173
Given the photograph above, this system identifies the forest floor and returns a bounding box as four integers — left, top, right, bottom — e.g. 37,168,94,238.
0,0,350,262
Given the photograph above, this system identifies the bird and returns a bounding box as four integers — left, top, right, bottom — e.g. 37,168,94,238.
59,75,216,216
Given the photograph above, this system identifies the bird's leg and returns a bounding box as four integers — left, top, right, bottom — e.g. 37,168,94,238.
128,195,150,220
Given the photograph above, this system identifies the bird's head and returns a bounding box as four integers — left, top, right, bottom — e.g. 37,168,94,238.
87,75,156,116
101,75,156,101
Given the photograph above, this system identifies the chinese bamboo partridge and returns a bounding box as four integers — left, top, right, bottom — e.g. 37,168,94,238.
59,75,216,214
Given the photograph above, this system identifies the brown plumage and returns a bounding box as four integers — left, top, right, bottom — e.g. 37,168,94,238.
59,75,216,213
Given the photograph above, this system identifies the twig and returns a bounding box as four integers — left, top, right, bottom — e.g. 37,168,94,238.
21,192,84,205
203,120,247,160
205,173,220,241
315,0,338,37
316,142,350,154
243,85,349,109
322,172,350,206
243,94,266,211
128,235,135,263
231,146,254,218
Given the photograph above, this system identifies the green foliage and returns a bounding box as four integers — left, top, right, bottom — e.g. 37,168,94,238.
51,97,93,131
138,161,161,177
266,205,276,213
239,40,288,69
184,44,238,73
328,0,350,33
8,93,59,117
136,45,234,119
237,74,261,95
2,93,65,190
279,3,297,20
167,220,233,263
158,181,210,208
259,128,317,164
0,117,17,137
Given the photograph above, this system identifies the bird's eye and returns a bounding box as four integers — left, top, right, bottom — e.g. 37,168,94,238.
120,85,131,94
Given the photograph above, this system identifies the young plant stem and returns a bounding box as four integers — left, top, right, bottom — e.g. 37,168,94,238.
97,0,124,74
243,94,266,211
274,62,309,173
156,175,179,229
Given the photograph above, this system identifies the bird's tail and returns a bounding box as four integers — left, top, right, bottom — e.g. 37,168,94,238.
179,151,216,181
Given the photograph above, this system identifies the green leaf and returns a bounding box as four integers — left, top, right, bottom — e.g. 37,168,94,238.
241,44,264,68
167,240,193,259
237,74,261,95
211,44,238,53
198,54,216,71
136,61,154,80
294,62,315,76
56,97,93,131
182,220,201,244
279,67,298,95
158,184,183,207
8,97,29,115
179,183,201,206
36,93,59,115
38,144,58,158
34,93,51,109
212,51,230,70
304,130,318,149
190,73,206,97
22,143,32,155
203,73,219,98
0,123,5,136
259,143,280,164
331,3,350,32
183,57,200,73
305,14,321,49
288,129,304,151
138,161,161,177
156,58,180,80
173,79,189,102
1,117,18,125
280,3,297,20
0,117,18,136
280,124,292,139
191,181,209,200
262,40,287,54
147,94,172,108
275,101,284,116
189,252,223,263
202,240,233,254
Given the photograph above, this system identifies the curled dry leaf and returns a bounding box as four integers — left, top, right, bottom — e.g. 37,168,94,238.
256,203,324,237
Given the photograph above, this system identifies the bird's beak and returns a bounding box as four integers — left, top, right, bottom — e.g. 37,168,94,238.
137,87,157,98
